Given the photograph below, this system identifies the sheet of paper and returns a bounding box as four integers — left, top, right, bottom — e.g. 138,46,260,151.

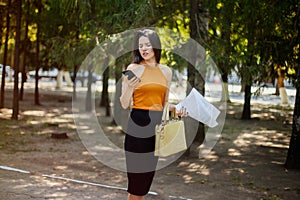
175,88,220,128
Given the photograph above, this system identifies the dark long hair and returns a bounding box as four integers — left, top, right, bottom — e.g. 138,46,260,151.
132,29,162,64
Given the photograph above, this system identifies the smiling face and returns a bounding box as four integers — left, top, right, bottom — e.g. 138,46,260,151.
138,36,156,63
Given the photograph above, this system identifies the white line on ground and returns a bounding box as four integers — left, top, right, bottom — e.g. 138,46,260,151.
0,165,30,174
0,165,192,200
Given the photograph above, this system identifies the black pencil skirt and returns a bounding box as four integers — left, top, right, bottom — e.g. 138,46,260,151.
124,108,162,196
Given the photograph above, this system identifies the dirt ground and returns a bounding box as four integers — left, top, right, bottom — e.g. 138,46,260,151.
1,85,300,200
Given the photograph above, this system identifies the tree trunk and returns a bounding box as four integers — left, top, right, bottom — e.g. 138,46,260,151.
64,71,73,86
85,67,93,112
34,0,41,105
20,11,29,101
72,31,80,101
275,82,279,96
241,17,255,120
285,8,300,169
241,84,251,119
0,0,11,108
220,2,233,103
277,67,289,104
72,65,79,100
285,70,300,169
100,62,110,116
12,0,22,120
184,0,207,156
56,70,63,89
0,9,3,48
221,70,230,103
277,72,284,88
9,48,14,82
112,60,123,126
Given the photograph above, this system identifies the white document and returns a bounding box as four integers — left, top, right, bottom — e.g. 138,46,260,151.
175,88,220,128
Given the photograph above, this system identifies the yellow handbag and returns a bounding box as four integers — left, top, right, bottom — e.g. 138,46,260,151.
155,103,187,157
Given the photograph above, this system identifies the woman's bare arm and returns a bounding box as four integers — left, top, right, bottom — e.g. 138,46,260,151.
159,64,173,107
119,64,140,109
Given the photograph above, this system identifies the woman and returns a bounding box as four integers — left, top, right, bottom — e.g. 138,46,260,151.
120,29,186,200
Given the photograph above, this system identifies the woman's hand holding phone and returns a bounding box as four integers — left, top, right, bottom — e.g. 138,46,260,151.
122,70,140,88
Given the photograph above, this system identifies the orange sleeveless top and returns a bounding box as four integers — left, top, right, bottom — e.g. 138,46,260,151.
132,64,168,111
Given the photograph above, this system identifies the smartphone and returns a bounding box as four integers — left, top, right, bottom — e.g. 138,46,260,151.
122,70,137,80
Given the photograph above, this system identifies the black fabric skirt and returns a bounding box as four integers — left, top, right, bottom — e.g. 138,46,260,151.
124,108,162,196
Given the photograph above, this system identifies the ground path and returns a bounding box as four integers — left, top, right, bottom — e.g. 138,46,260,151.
0,80,299,200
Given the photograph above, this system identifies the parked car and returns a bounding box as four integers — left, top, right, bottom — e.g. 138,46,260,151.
28,68,58,79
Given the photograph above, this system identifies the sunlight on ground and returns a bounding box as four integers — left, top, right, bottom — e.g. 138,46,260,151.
228,148,242,156
0,108,12,119
22,110,46,116
252,113,277,120
233,130,289,149
202,151,219,162
53,165,68,170
182,174,194,183
227,110,237,115
106,125,122,132
224,167,245,176
178,161,210,176
44,118,71,124
231,159,246,164
81,151,90,156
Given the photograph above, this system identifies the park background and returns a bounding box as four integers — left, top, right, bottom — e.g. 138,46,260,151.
1,0,300,199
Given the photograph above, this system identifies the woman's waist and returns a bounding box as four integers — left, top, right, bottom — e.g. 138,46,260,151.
129,108,163,128
130,108,163,118
132,105,163,112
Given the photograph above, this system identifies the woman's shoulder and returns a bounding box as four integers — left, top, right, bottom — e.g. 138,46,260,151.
126,63,144,71
158,64,172,81
126,63,139,70
159,64,172,73
126,63,145,77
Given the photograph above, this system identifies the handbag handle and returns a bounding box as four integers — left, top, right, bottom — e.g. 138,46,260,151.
162,102,182,124
162,102,170,124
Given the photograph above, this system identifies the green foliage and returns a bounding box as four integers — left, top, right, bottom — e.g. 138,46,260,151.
157,27,189,70
203,0,299,120
1,0,299,85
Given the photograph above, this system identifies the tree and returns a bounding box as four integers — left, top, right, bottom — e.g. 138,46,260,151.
285,2,300,169
182,0,208,154
100,0,157,116
34,0,41,105
42,0,97,105
12,0,22,119
20,0,30,101
224,0,281,119
0,0,12,108
232,0,262,120
286,69,300,169
99,57,110,116
206,0,237,103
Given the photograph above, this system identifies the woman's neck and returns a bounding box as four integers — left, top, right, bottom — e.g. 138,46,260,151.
143,59,157,67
